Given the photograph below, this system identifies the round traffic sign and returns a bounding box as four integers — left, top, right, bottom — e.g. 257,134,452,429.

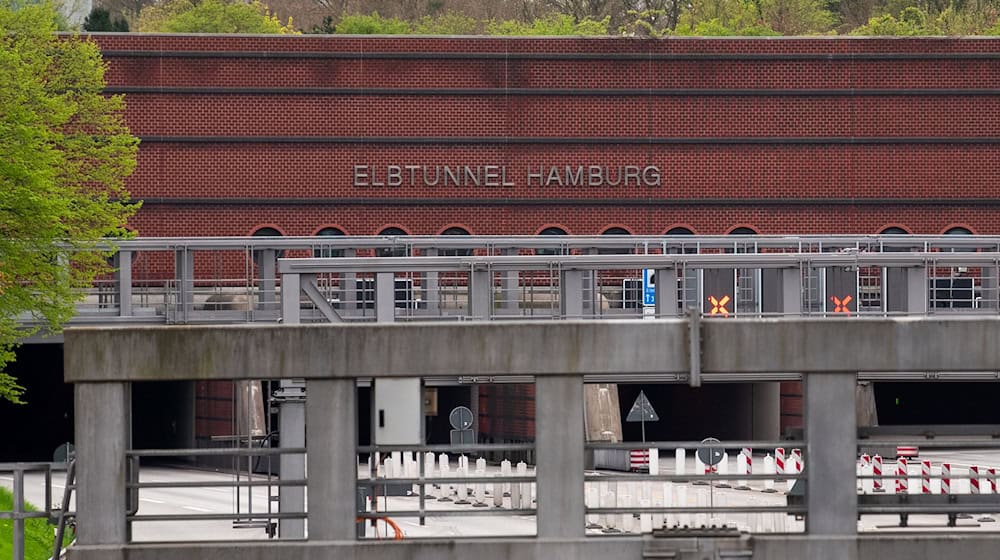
449,406,474,430
697,437,724,466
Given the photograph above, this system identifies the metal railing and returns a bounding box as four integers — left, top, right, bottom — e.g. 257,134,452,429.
20,234,1000,332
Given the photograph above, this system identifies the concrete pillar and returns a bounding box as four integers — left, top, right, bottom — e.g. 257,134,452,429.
259,249,277,311
376,272,395,322
561,270,584,320
424,248,439,314
654,268,679,317
116,250,132,317
75,382,130,545
535,375,585,538
805,372,857,542
470,269,491,320
306,378,357,540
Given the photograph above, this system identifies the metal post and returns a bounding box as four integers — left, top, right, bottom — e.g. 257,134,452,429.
805,372,858,545
13,468,24,560
561,270,584,320
501,248,519,313
174,248,194,323
424,248,439,314
535,375,585,538
654,268,679,317
470,269,491,320
376,272,395,322
907,266,928,314
281,273,301,325
75,382,130,545
306,378,357,540
341,248,357,310
117,250,132,317
259,249,277,311
278,392,306,539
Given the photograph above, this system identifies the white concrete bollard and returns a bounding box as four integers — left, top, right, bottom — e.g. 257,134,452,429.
391,451,402,477
473,458,488,506
586,485,601,528
601,491,618,532
718,452,731,488
501,459,512,496
493,474,504,507
438,453,449,473
676,448,686,478
736,451,750,490
695,488,708,527
455,466,471,504
676,485,689,527
620,493,634,533
762,454,777,493
662,482,673,528
640,498,653,532
649,448,659,476
511,474,523,509
516,461,529,505
438,461,453,502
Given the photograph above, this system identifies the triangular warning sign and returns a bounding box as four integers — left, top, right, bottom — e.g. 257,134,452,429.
626,390,659,422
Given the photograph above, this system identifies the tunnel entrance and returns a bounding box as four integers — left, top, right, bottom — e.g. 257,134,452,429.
0,344,73,461
132,381,196,451
874,382,1000,425
617,384,756,442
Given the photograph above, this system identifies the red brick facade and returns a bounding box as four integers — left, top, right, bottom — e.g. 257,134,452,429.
90,34,1000,238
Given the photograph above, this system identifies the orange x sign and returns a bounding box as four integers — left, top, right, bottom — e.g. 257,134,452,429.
708,295,731,317
830,295,853,315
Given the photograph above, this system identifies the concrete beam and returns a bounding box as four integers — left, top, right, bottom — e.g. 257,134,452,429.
65,317,1000,383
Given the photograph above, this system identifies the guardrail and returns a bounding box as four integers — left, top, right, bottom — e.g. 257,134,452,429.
22,234,1000,333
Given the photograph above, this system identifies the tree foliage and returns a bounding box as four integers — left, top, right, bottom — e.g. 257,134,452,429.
331,10,409,32
486,12,609,34
137,0,298,33
0,1,139,403
83,6,129,30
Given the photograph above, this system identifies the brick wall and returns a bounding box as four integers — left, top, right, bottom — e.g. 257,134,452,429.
90,33,1000,441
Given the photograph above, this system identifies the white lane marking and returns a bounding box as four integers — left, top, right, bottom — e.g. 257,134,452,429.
0,476,11,481
182,505,212,512
140,498,165,504
206,488,229,493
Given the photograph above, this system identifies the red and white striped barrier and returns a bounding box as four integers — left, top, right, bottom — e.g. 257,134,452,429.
990,468,997,494
775,448,786,479
971,465,981,494
630,449,650,472
921,460,931,494
791,448,803,474
873,455,884,492
896,457,908,494
896,446,919,458
860,454,872,493
941,463,951,495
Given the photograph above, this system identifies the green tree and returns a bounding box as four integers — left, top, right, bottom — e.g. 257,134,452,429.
0,1,139,403
412,11,478,34
137,0,298,33
333,11,410,33
850,6,937,33
487,12,609,35
83,6,129,30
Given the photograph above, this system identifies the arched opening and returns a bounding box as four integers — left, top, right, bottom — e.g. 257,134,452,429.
377,227,409,258
439,227,472,257
598,227,631,255
314,227,345,258
536,227,567,256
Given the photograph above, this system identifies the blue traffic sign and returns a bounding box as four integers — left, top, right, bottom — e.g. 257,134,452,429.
642,269,656,306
